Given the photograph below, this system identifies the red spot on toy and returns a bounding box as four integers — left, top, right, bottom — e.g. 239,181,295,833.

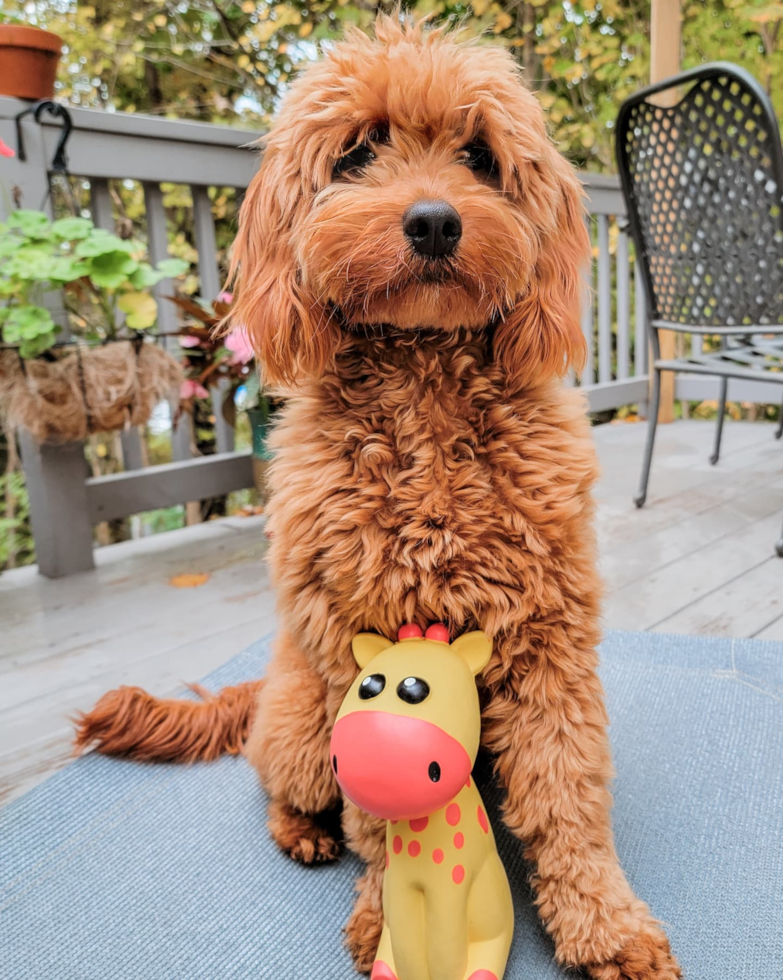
371,961,398,980
432,848,444,864
467,972,498,980
393,835,403,855
446,803,461,826
454,832,464,849
408,840,421,858
478,805,489,834
452,864,465,884
409,816,428,832
398,624,423,640
465,775,471,788
425,623,450,643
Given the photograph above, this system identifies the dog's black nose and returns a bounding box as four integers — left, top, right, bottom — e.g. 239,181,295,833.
402,200,462,258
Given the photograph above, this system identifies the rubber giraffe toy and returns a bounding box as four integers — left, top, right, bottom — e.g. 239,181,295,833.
330,623,513,980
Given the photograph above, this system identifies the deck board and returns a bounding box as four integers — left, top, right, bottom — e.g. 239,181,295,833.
1,418,781,805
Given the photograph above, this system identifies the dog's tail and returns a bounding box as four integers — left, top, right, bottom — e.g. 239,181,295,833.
73,680,265,763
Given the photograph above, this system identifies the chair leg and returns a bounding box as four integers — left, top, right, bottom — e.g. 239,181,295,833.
634,368,662,509
710,376,728,465
776,392,783,440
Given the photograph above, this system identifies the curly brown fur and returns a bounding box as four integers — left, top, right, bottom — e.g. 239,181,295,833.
267,799,344,864
76,15,680,980
74,680,264,762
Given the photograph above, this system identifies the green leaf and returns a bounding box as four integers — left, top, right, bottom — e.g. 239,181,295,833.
155,257,189,277
129,263,165,289
51,216,94,241
7,210,51,239
19,329,59,359
3,305,56,341
87,251,139,288
0,235,21,258
117,290,158,329
47,256,91,282
3,246,52,281
75,231,134,258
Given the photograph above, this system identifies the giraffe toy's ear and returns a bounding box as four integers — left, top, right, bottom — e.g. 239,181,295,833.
449,631,492,676
351,633,394,669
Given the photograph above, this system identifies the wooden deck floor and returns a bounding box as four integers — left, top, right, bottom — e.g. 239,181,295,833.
2,418,782,806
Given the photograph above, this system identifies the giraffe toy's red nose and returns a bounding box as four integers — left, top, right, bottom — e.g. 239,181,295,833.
330,710,471,821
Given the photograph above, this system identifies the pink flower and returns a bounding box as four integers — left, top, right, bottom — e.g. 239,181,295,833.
0,139,15,159
179,334,201,349
224,326,254,365
217,290,233,304
180,379,209,400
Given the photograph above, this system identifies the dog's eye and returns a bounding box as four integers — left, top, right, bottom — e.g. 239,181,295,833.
368,123,390,146
461,141,498,180
333,125,389,180
333,141,375,179
397,677,430,705
359,674,385,699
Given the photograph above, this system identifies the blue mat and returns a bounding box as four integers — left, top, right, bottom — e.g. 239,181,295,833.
2,630,782,979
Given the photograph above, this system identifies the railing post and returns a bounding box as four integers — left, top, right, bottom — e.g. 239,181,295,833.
90,177,146,471
19,432,95,577
143,181,192,463
193,185,234,454
580,216,594,386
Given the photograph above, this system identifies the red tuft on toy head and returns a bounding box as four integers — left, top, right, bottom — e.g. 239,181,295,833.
398,624,423,640
425,623,450,643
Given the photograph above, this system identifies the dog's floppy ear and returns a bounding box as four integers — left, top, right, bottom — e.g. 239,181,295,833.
352,633,394,669
494,155,589,392
228,144,338,386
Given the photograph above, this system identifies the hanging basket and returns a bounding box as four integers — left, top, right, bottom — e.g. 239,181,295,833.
0,340,183,445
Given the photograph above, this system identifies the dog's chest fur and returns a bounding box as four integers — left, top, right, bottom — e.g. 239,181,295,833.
266,331,598,663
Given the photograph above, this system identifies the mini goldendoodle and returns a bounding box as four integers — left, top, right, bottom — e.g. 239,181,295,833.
77,16,681,980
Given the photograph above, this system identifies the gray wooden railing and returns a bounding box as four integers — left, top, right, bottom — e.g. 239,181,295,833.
1,97,259,576
0,97,749,577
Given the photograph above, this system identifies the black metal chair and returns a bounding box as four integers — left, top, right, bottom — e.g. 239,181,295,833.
616,63,783,554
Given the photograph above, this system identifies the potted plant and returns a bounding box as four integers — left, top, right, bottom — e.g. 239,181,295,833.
0,208,188,444
171,293,276,495
0,17,63,101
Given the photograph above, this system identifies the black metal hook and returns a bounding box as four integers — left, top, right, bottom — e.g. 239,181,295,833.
14,101,74,173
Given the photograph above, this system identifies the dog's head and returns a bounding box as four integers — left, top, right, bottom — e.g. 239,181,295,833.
231,15,589,390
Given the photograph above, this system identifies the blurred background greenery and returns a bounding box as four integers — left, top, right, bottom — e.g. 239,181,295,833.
8,1,783,172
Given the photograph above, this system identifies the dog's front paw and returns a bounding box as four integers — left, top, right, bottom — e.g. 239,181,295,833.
268,800,342,864
586,924,682,980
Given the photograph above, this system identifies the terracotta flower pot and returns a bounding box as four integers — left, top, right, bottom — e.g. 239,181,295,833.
0,25,62,101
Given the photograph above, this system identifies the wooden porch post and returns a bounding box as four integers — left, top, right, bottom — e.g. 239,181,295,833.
649,0,682,423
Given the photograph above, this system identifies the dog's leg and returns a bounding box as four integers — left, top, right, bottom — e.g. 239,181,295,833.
342,800,386,974
245,631,342,864
484,628,681,980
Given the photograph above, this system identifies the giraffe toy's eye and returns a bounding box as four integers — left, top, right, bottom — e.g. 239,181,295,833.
397,677,430,705
359,673,386,699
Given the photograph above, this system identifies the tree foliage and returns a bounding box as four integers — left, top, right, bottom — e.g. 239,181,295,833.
9,2,783,170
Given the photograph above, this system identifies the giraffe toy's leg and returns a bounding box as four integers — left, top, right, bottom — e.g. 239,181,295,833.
461,856,514,980
371,924,398,980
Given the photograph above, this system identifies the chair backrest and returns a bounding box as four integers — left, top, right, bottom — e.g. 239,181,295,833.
616,63,783,330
